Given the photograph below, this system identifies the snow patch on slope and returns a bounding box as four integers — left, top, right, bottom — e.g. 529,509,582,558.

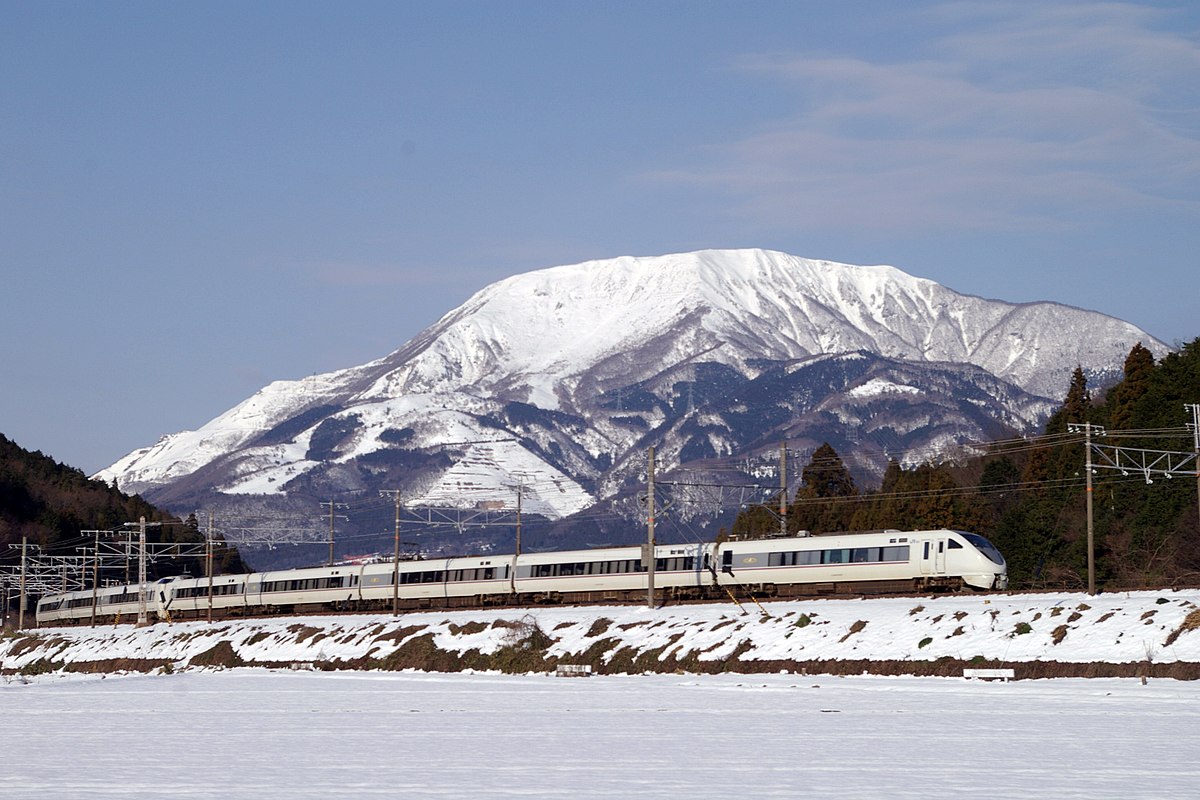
847,378,922,399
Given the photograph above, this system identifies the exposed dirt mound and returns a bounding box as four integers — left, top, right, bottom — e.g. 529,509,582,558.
188,640,244,669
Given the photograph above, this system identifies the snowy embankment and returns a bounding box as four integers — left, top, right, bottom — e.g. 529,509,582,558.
4,590,1200,678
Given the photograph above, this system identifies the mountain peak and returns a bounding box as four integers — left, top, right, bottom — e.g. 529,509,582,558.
97,248,1167,542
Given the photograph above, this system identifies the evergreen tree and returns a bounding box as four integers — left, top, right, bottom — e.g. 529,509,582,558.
1045,365,1091,435
729,503,779,540
1106,343,1155,431
791,443,858,533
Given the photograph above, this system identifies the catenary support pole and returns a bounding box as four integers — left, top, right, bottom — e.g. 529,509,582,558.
1068,423,1105,596
207,511,215,624
18,535,27,630
780,441,788,538
1085,425,1095,596
91,529,100,627
137,516,148,626
647,446,656,609
392,492,401,616
1189,404,1200,535
328,501,335,567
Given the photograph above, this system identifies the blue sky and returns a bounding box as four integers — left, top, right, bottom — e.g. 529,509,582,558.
3,1,1198,475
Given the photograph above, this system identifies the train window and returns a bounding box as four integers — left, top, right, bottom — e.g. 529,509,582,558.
824,549,850,564
769,552,794,567
923,542,930,559
959,532,1005,565
851,548,873,563
948,540,963,550
882,546,909,561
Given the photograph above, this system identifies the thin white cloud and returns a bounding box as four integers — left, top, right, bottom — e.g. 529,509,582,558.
652,1,1200,234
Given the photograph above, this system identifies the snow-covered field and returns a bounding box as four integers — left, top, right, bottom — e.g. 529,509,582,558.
4,669,1198,799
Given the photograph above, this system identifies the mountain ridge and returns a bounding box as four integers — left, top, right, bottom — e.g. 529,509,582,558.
95,249,1168,546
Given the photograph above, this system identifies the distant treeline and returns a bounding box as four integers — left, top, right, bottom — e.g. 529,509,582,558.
0,436,246,584
731,338,1200,591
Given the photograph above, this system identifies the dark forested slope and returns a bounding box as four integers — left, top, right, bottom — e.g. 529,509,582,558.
0,434,245,582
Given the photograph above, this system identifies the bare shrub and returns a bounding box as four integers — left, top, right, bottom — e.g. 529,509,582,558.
500,614,553,651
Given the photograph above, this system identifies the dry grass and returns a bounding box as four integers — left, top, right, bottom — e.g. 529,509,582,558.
1164,609,1200,647
839,620,868,643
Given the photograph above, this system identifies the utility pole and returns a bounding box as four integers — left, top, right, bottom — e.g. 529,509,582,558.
779,441,788,538
91,529,100,627
1189,404,1200,533
18,535,27,630
137,516,149,626
515,479,523,560
206,511,215,624
325,500,335,566
124,530,132,584
1068,423,1105,596
646,446,656,609
319,501,347,566
505,480,523,595
379,490,403,616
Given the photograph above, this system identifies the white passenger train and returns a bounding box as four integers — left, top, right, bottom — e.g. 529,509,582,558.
35,528,1007,626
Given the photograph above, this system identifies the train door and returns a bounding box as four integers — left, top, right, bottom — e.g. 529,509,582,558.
919,538,947,576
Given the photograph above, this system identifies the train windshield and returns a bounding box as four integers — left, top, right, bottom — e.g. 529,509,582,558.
959,532,1005,566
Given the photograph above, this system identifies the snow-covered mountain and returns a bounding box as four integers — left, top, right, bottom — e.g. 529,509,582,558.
97,249,1168,553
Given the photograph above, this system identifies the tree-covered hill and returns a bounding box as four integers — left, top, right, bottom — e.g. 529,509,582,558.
0,434,245,587
732,338,1200,592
